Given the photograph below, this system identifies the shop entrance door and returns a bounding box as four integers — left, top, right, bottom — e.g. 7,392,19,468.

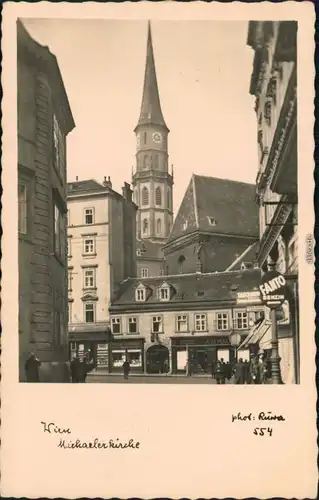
146,345,169,374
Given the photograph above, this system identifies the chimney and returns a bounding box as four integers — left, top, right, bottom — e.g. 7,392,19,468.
103,176,112,188
122,182,132,202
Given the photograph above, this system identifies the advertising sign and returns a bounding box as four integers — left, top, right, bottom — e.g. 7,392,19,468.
236,290,261,304
259,270,287,308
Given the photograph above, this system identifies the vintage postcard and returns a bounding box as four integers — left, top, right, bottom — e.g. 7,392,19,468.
1,1,317,498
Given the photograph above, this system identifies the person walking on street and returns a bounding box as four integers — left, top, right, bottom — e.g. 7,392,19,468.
123,358,130,380
25,352,41,382
215,359,226,384
233,358,245,384
257,350,268,384
70,354,81,383
249,354,258,384
243,359,250,384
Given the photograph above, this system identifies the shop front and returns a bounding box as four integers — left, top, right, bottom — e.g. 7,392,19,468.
68,325,112,367
108,338,145,374
171,336,237,375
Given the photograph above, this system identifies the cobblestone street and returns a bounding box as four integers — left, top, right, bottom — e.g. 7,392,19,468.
87,373,232,384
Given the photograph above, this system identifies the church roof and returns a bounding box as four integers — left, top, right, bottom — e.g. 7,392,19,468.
110,268,262,308
135,22,168,131
67,179,106,194
167,175,259,243
136,239,165,260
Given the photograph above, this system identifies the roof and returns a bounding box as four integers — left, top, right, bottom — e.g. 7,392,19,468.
136,239,165,260
225,242,259,272
167,174,259,244
17,20,75,135
67,179,107,195
135,22,168,131
111,268,262,307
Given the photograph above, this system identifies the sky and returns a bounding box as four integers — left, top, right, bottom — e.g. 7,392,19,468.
23,18,258,214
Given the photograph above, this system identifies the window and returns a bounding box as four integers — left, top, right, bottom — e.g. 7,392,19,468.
176,315,188,332
159,287,169,301
216,313,229,331
52,113,65,178
142,187,149,205
68,303,72,323
152,316,163,333
144,131,147,144
136,288,146,302
154,155,159,169
234,311,248,329
143,219,148,235
178,255,186,274
83,237,95,255
160,269,165,276
68,271,73,291
84,268,95,288
156,218,162,235
84,303,95,323
67,236,72,257
155,187,162,205
128,317,137,334
111,317,121,334
84,208,94,225
143,155,148,169
141,268,149,278
18,183,27,234
195,314,207,332
53,202,65,259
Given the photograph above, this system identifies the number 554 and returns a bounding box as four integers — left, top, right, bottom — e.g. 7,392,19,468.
253,427,273,436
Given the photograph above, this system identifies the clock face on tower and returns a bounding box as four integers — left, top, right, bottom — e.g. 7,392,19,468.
152,132,163,144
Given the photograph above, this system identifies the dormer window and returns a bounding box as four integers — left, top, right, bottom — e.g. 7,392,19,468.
158,282,171,302
135,284,146,302
207,217,217,226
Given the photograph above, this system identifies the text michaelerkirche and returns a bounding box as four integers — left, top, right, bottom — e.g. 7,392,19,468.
41,421,140,450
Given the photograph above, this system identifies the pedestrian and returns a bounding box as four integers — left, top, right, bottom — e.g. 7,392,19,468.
123,358,130,380
70,354,81,383
79,352,94,382
256,350,268,384
25,352,41,382
215,359,226,384
249,354,258,384
243,359,250,384
233,358,245,384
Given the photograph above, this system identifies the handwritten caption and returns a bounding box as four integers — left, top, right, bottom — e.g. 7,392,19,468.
41,421,140,450
231,411,286,436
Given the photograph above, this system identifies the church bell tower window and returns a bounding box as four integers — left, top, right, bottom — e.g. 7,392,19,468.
142,187,149,206
155,187,162,206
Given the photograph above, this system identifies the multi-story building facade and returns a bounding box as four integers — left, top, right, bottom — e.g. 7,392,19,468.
163,174,259,275
108,268,292,375
18,20,75,382
132,22,174,278
247,21,299,383
67,178,137,366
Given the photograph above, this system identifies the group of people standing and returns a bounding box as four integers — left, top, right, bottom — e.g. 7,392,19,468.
212,350,271,384
70,352,95,383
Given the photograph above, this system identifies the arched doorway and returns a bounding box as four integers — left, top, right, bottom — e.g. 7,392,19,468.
146,344,169,374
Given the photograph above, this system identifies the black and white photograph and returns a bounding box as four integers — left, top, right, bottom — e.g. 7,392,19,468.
2,2,316,499
17,17,299,384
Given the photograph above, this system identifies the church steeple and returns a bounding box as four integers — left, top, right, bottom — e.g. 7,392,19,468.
135,22,168,131
132,21,173,244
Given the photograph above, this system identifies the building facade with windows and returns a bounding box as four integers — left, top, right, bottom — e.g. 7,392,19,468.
18,20,75,382
67,178,137,365
108,269,286,375
132,22,174,278
247,21,299,383
163,174,260,275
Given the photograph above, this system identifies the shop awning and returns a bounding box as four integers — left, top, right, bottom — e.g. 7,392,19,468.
238,319,271,350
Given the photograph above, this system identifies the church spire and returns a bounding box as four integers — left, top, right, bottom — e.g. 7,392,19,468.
135,21,168,131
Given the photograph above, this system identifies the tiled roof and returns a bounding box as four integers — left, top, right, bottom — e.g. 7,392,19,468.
111,268,262,306
167,175,259,243
136,239,165,260
225,242,260,272
67,179,107,195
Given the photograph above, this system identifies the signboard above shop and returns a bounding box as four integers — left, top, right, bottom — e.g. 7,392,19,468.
259,270,287,308
236,290,261,304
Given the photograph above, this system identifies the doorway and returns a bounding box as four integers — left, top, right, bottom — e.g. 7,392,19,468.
146,344,169,374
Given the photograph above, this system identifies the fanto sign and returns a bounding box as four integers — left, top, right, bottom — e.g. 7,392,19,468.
259,270,287,307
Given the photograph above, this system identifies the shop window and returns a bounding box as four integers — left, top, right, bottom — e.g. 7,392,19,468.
111,317,121,334
84,208,94,225
83,237,95,255
84,268,95,288
176,315,188,333
152,316,163,333
141,268,149,278
215,313,229,331
84,303,95,323
194,314,207,332
233,311,248,329
18,182,27,234
128,317,137,334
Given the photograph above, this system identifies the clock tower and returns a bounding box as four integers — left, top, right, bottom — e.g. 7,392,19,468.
132,22,173,243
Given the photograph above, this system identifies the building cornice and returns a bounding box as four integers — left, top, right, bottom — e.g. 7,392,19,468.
109,299,239,315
